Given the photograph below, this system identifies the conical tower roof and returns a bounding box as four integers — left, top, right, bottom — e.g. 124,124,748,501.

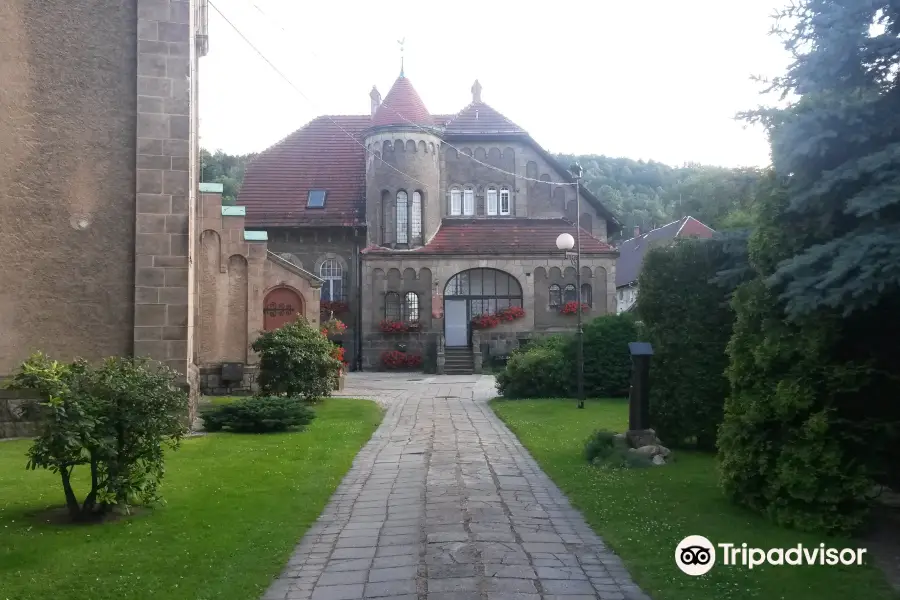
371,75,433,128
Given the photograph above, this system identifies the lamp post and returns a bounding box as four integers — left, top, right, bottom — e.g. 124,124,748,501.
555,162,585,409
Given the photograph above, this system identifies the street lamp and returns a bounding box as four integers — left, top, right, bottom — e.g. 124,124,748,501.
556,162,586,409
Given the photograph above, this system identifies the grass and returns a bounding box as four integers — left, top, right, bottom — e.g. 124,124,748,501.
0,397,382,600
491,397,898,600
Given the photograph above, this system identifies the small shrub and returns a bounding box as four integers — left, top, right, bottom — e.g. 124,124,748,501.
251,317,339,403
584,430,651,469
496,345,571,398
202,396,315,433
7,353,188,522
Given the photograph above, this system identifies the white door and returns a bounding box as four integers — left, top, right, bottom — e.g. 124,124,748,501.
445,299,468,347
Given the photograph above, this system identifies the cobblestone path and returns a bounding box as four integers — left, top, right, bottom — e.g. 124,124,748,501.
262,374,648,600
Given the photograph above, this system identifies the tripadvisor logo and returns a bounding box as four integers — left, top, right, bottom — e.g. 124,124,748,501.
675,536,868,576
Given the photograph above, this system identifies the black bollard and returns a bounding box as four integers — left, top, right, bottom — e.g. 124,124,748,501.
627,342,653,431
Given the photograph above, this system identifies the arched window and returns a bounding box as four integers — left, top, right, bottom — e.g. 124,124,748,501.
463,186,475,215
384,292,401,320
581,283,592,306
444,268,523,316
403,292,419,322
499,186,511,215
486,187,498,215
319,259,343,302
396,191,409,244
411,191,422,243
549,284,562,309
450,187,462,216
381,190,393,244
563,284,577,304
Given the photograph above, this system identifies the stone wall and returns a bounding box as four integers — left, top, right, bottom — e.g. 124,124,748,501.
196,188,322,394
133,0,195,382
0,0,139,375
0,390,41,439
266,227,360,368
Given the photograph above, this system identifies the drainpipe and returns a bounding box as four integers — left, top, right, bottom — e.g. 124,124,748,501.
354,227,363,371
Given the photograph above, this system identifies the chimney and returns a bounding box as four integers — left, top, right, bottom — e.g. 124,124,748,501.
369,86,381,116
634,226,640,238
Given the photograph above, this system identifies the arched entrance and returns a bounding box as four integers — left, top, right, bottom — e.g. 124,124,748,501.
263,287,304,331
443,268,523,347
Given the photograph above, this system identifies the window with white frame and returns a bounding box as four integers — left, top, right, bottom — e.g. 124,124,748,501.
403,292,420,322
499,186,511,215
463,186,475,215
411,191,422,242
319,259,344,302
450,187,462,216
396,191,409,244
486,187,498,215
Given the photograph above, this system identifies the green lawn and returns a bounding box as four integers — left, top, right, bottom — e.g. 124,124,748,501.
0,398,382,600
491,398,898,600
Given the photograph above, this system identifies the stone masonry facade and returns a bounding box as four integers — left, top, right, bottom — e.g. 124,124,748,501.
134,0,199,410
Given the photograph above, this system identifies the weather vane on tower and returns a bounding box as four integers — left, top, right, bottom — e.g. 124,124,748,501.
398,38,406,77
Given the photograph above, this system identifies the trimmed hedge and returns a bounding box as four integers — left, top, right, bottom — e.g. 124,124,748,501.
495,315,638,399
637,237,734,450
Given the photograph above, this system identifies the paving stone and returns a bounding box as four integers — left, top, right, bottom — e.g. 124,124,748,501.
368,565,417,582
262,375,645,600
364,578,417,597
309,584,364,600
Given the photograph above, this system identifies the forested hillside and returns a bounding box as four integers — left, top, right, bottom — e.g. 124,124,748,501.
202,146,764,235
556,154,764,238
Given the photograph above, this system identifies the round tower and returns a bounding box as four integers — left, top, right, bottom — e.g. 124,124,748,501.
364,74,441,249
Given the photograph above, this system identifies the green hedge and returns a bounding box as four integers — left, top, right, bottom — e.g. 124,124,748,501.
638,238,734,450
495,315,638,399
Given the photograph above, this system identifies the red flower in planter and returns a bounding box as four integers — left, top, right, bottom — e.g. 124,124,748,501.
560,301,591,315
320,301,349,315
471,314,501,329
405,354,423,368
381,350,408,369
379,319,409,333
497,306,525,322
331,346,345,363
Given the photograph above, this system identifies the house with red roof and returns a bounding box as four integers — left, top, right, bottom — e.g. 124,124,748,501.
238,71,621,373
615,217,715,313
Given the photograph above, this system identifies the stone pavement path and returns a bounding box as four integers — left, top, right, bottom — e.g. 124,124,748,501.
262,373,649,600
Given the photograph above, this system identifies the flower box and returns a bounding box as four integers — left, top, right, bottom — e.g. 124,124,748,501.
560,301,591,315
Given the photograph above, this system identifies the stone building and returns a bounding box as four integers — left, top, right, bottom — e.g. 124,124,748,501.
239,72,622,373
0,0,208,422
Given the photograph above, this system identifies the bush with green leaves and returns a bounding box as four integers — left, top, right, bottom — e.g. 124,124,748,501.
496,315,638,399
638,238,736,450
581,314,639,397
202,396,315,433
495,340,571,399
7,353,188,522
251,317,340,403
584,430,652,469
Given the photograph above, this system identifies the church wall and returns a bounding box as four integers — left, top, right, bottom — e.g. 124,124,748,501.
0,0,140,376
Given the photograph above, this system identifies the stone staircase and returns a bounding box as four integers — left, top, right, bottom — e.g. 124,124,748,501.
443,347,475,375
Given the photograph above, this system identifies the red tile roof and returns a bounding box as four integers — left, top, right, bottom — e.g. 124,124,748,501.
371,76,433,128
443,102,526,136
363,219,614,255
241,115,369,228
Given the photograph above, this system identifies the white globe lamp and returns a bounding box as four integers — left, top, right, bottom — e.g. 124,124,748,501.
556,232,575,251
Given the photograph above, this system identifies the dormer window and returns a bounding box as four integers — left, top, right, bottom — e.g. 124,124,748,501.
307,190,327,208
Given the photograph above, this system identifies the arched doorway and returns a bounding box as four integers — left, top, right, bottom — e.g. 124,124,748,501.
263,287,304,331
443,268,523,347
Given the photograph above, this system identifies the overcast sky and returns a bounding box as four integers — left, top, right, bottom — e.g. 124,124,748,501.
200,0,791,168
